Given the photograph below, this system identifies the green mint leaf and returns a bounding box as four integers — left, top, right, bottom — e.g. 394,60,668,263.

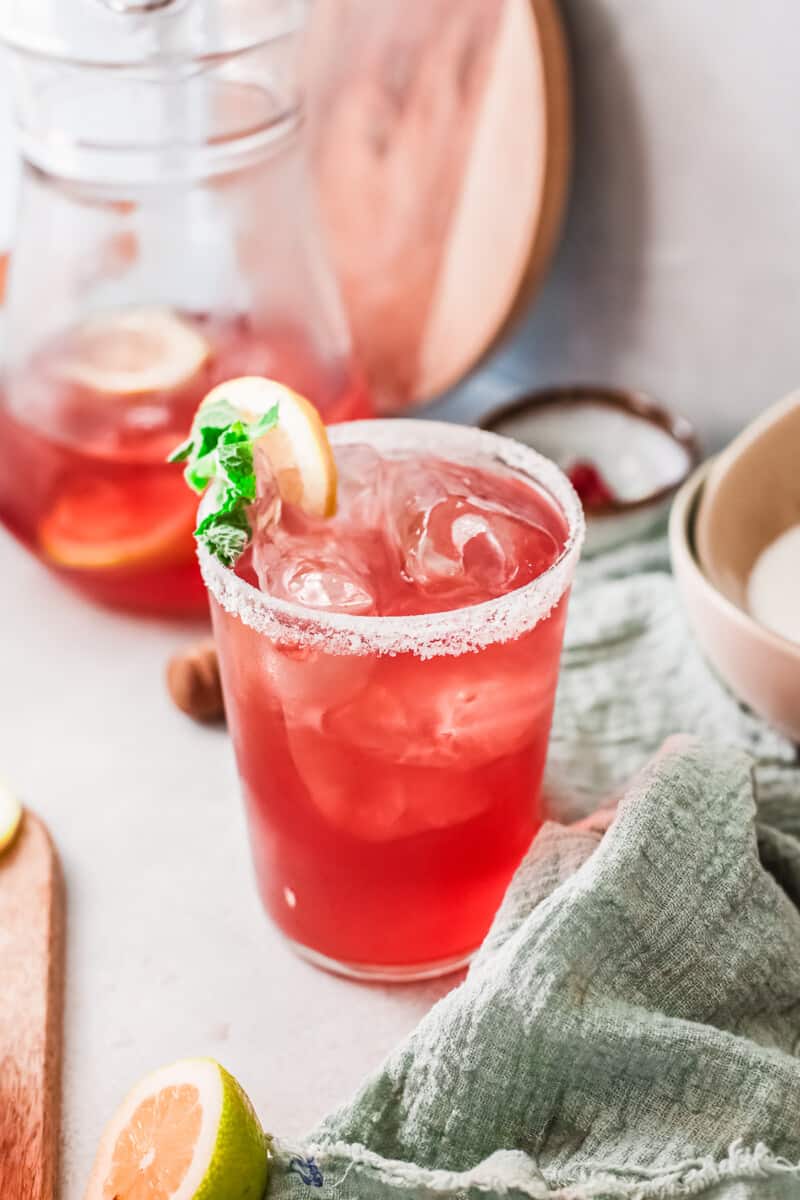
184,458,216,494
193,503,251,539
203,524,250,567
194,494,231,536
193,512,216,538
217,431,256,501
193,398,242,458
250,404,280,439
194,506,251,568
197,396,239,432
167,436,194,464
168,393,283,566
197,427,224,458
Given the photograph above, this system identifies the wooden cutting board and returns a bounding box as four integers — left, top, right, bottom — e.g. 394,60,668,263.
307,0,571,411
0,812,65,1200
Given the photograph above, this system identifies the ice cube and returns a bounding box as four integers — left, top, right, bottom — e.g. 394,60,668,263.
333,443,386,528
251,444,382,615
281,555,375,613
386,456,561,606
324,649,556,771
286,723,490,841
265,642,374,723
287,724,407,840
253,532,378,615
250,447,282,538
398,494,559,604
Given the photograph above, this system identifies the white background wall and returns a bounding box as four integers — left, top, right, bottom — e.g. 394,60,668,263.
2,1,799,448
0,65,16,247
440,0,800,449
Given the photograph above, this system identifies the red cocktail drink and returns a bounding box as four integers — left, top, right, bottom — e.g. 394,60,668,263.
0,309,369,614
203,420,583,978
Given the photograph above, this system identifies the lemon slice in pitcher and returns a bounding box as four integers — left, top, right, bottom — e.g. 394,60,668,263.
84,1059,269,1200
55,306,209,397
39,474,197,570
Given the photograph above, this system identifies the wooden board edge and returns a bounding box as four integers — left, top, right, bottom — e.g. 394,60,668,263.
2,812,67,1200
42,816,66,1200
482,0,573,362
507,0,572,320
415,0,573,402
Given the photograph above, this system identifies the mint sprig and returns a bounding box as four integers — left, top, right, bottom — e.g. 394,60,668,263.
168,398,279,566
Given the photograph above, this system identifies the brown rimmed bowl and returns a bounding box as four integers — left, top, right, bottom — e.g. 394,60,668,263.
481,385,699,554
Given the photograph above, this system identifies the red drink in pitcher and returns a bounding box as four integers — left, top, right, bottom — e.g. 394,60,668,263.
203,417,584,979
0,308,369,614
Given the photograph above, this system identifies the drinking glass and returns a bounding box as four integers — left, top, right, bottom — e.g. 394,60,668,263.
202,419,584,980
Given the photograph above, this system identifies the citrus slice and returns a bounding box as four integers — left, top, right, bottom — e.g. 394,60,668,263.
55,307,209,397
200,377,337,518
0,781,22,855
84,1059,269,1200
40,473,197,570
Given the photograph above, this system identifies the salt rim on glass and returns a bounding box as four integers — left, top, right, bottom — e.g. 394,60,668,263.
197,419,585,659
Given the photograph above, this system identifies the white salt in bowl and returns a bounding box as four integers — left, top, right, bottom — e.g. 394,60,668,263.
482,386,698,554
669,459,800,743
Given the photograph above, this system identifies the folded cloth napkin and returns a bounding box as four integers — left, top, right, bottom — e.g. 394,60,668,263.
268,537,800,1199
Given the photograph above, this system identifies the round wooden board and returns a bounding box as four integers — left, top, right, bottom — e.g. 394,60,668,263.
306,0,571,412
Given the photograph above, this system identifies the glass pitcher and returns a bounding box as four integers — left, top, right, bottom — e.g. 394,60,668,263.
0,0,371,615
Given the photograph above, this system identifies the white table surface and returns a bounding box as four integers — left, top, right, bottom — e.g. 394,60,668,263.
0,530,456,1198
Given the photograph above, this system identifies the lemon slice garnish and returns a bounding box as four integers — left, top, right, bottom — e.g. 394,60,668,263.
54,306,209,397
200,376,337,518
0,781,22,855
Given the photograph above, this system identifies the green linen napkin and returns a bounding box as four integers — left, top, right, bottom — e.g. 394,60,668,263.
268,537,800,1199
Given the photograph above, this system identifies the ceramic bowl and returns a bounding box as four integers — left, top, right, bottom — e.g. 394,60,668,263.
481,385,699,554
669,459,800,743
695,391,800,611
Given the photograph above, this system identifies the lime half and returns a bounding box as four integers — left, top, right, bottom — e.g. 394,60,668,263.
84,1059,269,1200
